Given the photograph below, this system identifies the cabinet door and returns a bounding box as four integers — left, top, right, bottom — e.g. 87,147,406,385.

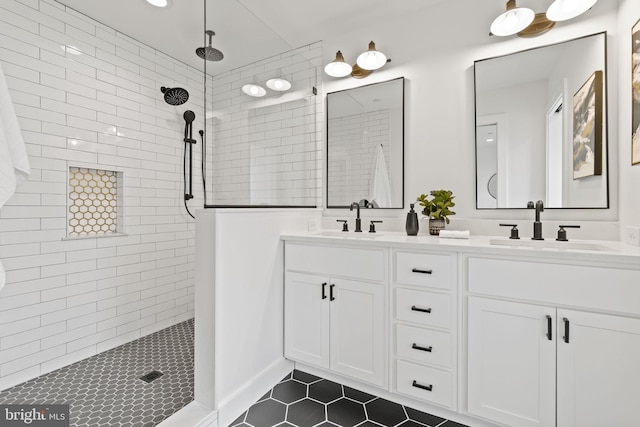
467,297,555,427
330,278,385,387
284,272,330,369
557,310,640,427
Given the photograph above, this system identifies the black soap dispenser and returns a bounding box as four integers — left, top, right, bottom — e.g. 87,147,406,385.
406,203,419,236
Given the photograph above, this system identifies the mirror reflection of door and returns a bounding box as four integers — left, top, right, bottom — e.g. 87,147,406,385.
546,95,564,207
476,124,498,208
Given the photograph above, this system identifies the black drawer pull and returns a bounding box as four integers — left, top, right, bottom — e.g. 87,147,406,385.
411,343,433,352
412,380,433,392
330,284,335,301
322,282,327,300
546,315,552,341
411,305,432,314
411,268,433,275
563,317,570,343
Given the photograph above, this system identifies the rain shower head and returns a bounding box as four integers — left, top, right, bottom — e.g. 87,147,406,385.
196,30,224,62
161,86,189,106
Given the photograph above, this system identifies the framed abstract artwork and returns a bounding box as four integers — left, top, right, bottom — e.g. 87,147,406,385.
573,70,604,179
633,18,640,165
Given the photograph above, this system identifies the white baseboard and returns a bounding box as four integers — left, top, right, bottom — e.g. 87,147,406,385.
217,358,294,427
156,401,217,427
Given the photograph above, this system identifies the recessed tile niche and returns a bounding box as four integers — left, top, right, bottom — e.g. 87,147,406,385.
67,167,122,237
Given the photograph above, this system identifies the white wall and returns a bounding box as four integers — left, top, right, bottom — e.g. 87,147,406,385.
0,0,202,390
321,0,623,240
618,0,640,241
194,209,322,426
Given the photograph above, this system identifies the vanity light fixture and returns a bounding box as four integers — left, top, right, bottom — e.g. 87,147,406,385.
324,43,390,79
490,0,599,37
241,84,266,97
265,77,292,91
546,0,598,21
146,0,172,7
490,0,535,36
324,51,353,78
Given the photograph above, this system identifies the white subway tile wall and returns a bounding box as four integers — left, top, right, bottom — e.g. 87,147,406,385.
206,42,323,206
0,0,204,390
327,110,391,206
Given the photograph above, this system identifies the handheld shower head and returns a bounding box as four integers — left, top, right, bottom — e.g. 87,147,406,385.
183,110,196,124
196,30,224,62
161,86,189,106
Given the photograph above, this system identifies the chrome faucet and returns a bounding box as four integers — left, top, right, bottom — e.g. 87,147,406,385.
528,200,544,240
350,201,362,232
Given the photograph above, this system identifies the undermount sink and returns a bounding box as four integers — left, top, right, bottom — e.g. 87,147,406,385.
314,231,384,239
489,238,612,252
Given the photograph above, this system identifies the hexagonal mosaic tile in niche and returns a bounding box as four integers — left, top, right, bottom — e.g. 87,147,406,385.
68,167,120,237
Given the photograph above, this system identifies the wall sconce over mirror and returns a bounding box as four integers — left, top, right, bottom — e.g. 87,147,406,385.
490,0,599,38
324,41,390,79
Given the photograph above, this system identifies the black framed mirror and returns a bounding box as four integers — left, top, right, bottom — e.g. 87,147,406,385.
474,32,608,209
326,77,405,209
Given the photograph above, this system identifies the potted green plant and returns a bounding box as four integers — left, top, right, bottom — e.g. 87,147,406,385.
416,189,456,235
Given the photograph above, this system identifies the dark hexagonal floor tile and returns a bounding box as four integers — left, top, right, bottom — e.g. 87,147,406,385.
440,421,469,427
245,399,287,427
229,411,246,426
366,398,408,426
287,398,326,427
308,379,343,403
327,397,366,426
406,406,446,426
398,421,429,427
343,385,377,403
293,370,322,384
272,379,307,404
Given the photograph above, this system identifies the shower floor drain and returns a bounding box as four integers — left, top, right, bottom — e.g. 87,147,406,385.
139,370,163,383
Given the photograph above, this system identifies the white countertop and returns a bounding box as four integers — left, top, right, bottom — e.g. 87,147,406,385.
281,231,640,267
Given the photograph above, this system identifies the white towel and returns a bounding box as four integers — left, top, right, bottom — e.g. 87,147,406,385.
368,144,392,208
0,62,31,293
439,230,470,239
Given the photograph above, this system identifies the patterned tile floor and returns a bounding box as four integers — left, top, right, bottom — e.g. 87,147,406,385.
0,319,194,427
230,370,468,427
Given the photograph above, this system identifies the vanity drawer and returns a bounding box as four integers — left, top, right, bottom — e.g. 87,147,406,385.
396,288,451,329
396,324,451,368
396,252,453,289
468,257,640,315
396,360,452,408
285,243,385,282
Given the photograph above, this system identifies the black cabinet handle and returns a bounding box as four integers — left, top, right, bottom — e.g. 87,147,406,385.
563,317,570,343
412,380,433,392
411,343,433,353
411,305,432,314
411,268,433,275
330,284,335,301
546,315,552,341
321,282,327,300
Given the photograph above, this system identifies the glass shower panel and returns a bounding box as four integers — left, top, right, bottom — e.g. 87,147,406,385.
203,43,321,207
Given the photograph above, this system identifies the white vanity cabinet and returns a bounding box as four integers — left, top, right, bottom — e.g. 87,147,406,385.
466,256,640,427
284,243,386,387
392,251,457,410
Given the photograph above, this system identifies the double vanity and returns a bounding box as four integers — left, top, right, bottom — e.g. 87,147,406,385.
281,231,640,427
